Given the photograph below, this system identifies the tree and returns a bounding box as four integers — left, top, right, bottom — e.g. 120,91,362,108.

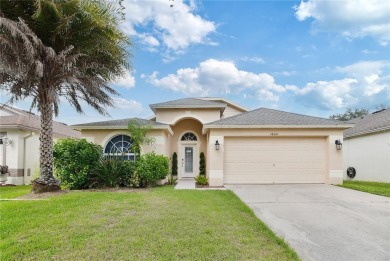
0,0,130,192
199,152,206,176
329,108,369,121
127,119,155,160
171,152,178,176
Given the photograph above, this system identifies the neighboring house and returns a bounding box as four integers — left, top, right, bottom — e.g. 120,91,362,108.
0,104,81,185
343,109,390,182
73,97,352,186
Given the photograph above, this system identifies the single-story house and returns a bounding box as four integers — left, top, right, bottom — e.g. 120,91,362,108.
0,104,81,185
73,98,352,186
343,108,390,182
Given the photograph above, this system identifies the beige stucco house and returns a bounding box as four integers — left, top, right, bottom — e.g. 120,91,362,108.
73,98,352,186
0,104,81,185
343,108,390,182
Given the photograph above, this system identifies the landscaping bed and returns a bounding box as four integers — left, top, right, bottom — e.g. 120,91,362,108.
0,186,299,260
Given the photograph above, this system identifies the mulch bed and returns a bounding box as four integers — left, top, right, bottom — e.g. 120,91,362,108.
195,182,224,189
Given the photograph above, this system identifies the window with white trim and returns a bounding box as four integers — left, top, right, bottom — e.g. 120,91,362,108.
181,132,197,141
104,135,135,161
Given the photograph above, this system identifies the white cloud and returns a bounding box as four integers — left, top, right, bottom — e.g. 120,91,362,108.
336,60,387,77
144,59,288,102
295,0,390,45
112,98,143,112
294,78,358,109
293,60,390,109
274,71,297,76
112,70,136,89
241,56,265,64
121,0,216,52
336,60,390,97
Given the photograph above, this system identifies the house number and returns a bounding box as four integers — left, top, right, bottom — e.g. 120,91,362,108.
270,132,279,136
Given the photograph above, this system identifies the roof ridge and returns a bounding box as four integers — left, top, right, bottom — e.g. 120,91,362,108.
258,107,342,123
207,107,341,125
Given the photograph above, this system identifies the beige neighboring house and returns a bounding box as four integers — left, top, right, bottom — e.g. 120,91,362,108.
0,104,81,185
73,98,352,186
343,109,390,182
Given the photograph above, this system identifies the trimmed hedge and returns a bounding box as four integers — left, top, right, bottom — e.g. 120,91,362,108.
137,152,169,186
53,138,102,189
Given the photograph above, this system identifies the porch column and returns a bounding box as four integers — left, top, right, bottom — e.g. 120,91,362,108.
208,135,224,186
327,134,344,184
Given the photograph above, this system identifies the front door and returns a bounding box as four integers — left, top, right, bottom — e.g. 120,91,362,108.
182,145,196,178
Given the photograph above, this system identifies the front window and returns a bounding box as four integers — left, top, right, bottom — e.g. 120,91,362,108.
104,135,134,160
181,132,197,141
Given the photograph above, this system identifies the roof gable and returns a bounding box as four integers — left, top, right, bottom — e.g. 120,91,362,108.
344,108,390,138
0,104,80,138
149,98,227,112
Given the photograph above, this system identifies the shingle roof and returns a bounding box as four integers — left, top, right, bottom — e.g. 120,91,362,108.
72,117,167,128
205,108,350,127
344,109,390,138
150,98,226,112
0,105,80,138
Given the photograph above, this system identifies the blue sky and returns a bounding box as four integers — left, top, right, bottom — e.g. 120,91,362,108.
3,0,390,124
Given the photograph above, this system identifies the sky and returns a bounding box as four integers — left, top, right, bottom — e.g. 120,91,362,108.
2,0,390,125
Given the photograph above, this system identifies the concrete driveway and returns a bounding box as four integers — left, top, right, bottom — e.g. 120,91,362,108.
227,184,390,261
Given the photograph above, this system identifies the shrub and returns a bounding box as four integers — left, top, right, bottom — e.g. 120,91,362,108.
89,157,135,188
195,175,208,186
53,138,102,189
127,170,145,188
199,152,206,176
0,165,9,174
137,152,169,186
171,152,178,176
167,175,177,185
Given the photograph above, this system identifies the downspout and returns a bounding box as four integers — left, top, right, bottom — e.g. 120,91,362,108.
23,132,34,185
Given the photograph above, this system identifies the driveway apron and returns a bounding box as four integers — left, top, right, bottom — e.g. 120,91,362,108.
227,184,390,261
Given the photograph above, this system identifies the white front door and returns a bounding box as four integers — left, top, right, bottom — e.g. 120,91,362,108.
182,145,196,178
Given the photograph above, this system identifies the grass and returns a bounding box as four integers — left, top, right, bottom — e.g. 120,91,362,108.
339,180,390,197
0,186,299,261
0,185,31,199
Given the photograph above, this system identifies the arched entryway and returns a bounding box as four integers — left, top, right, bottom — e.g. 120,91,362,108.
170,118,206,178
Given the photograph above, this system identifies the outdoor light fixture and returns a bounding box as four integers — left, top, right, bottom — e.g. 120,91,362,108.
215,140,220,150
335,139,342,150
0,137,12,146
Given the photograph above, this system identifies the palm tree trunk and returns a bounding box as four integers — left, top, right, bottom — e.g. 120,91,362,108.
32,101,61,193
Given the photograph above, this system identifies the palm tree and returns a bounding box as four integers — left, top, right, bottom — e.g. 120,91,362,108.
0,0,130,192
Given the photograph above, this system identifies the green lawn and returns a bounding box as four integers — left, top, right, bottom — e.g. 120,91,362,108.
339,180,390,197
0,186,299,261
0,185,32,199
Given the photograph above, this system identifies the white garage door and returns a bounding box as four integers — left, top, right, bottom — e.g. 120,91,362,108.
224,137,325,184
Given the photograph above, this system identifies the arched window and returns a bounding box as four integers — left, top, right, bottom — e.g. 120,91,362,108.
104,135,134,160
181,132,197,141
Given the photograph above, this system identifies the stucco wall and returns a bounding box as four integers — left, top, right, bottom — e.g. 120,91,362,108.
221,105,244,118
80,129,169,157
343,131,390,182
207,128,344,186
1,130,40,185
155,108,221,125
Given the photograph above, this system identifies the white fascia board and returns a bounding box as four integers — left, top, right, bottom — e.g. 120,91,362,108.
72,125,174,135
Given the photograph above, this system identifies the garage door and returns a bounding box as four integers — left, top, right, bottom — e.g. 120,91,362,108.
224,137,325,184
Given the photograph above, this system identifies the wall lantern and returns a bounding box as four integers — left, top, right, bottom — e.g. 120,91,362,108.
0,137,12,145
215,140,220,151
335,139,342,150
